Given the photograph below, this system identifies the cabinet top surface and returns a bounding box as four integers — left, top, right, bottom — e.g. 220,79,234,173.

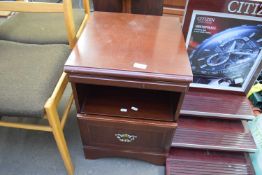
65,12,192,83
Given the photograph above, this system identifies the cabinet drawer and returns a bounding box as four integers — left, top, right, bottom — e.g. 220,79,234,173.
80,85,180,121
78,114,177,154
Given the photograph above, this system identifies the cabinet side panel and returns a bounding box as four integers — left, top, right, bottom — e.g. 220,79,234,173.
131,0,163,16
93,0,123,12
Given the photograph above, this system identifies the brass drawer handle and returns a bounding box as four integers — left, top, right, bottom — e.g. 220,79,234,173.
115,133,137,143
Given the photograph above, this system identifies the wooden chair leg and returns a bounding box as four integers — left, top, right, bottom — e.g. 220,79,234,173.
45,99,74,175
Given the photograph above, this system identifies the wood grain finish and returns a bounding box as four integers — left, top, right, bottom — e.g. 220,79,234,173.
131,0,163,16
177,116,245,132
65,12,192,164
164,0,186,8
81,85,180,121
83,145,167,165
0,1,63,12
64,12,192,84
163,7,184,16
0,11,11,17
93,0,163,15
181,88,254,120
122,0,131,13
163,0,186,17
70,74,189,92
172,117,257,152
166,148,255,175
93,0,123,12
78,114,177,165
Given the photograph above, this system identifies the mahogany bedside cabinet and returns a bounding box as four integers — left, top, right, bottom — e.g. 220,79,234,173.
64,11,192,165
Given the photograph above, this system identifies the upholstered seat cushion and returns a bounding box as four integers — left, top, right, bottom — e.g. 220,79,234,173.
0,9,85,44
0,40,70,118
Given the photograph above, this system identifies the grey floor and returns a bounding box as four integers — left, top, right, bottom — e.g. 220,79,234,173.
0,87,165,175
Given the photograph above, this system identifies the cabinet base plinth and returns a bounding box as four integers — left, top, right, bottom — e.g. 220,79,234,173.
83,145,167,165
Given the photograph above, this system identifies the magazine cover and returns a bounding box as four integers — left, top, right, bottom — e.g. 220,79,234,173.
184,0,262,92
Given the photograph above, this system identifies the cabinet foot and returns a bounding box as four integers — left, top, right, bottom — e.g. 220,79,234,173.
83,145,167,165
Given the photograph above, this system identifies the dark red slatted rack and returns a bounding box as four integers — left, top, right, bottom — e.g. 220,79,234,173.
181,89,254,120
172,117,257,152
166,148,255,175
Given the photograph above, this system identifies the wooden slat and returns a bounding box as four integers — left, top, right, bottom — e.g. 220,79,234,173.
163,7,184,16
63,0,76,48
172,117,257,152
163,13,183,23
163,0,186,8
49,73,69,106
0,1,63,13
166,148,255,175
173,129,257,152
0,11,11,16
181,89,254,120
76,14,89,39
82,0,91,14
0,120,52,132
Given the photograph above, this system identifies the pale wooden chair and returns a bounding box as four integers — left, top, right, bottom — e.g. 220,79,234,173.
0,1,90,174
0,0,90,47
